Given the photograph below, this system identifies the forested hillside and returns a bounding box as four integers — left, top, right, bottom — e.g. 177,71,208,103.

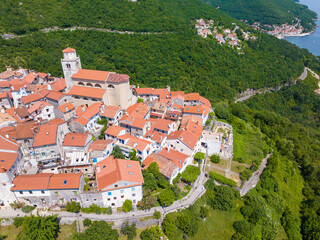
0,29,315,102
201,0,317,31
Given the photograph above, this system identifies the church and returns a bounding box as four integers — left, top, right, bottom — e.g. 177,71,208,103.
61,48,135,109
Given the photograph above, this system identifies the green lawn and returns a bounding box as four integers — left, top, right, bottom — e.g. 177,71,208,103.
0,225,20,240
57,222,78,240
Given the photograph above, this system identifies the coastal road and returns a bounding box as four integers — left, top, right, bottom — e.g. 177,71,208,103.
239,153,272,196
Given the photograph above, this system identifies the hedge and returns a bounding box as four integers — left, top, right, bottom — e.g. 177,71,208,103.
209,171,237,187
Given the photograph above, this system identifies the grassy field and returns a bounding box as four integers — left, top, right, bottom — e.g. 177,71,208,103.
0,225,20,240
118,223,166,240
57,222,78,240
233,119,268,165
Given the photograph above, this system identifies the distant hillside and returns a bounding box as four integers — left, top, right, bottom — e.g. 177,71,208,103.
201,0,317,31
0,0,235,35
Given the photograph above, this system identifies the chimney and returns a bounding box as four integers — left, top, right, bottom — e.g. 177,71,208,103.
5,133,9,139
97,166,101,173
166,85,171,92
0,109,5,113
81,105,85,112
65,106,69,112
46,132,49,135
167,146,171,152
6,66,12,71
137,84,140,88
133,142,138,148
47,84,53,90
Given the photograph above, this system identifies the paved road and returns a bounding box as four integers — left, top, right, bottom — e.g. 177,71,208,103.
239,153,272,196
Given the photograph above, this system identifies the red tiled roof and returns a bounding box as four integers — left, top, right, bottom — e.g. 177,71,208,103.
200,96,211,107
135,88,154,95
0,152,19,173
88,139,113,152
144,130,167,144
131,118,147,129
20,92,44,104
57,102,75,113
143,153,178,179
100,105,121,119
96,156,143,191
48,173,82,189
159,148,189,169
62,47,76,53
28,101,52,114
184,93,200,101
182,121,202,138
152,119,174,132
11,173,53,191
50,78,66,92
68,85,105,99
46,91,66,101
118,134,152,152
74,102,103,126
72,69,109,82
167,130,199,149
107,73,130,83
181,115,203,126
105,126,126,137
15,121,39,139
63,133,90,147
33,119,65,147
36,72,49,78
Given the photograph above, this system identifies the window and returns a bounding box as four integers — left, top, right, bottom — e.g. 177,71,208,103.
19,191,23,195
94,199,97,202
114,197,117,200
86,199,89,202
2,183,6,186
121,195,124,198
124,183,127,186
41,190,45,194
29,191,33,194
108,84,115,89
66,64,71,69
132,194,136,197
120,190,124,193
131,187,135,191
115,184,118,187
108,192,112,196
86,83,93,87
64,180,68,185
95,84,102,88
107,198,111,201
92,98,97,102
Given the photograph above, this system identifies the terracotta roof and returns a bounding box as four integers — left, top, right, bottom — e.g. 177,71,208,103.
96,156,143,191
144,130,167,144
0,152,19,173
46,91,66,101
0,112,16,124
100,105,121,119
159,148,189,169
200,96,211,107
153,88,169,99
57,102,75,113
28,101,52,114
63,133,90,147
131,118,147,129
88,139,113,152
14,106,30,119
152,119,174,132
33,119,65,147
23,72,37,84
0,70,15,80
167,130,199,149
105,126,126,137
48,173,82,189
72,69,109,82
62,47,76,53
184,93,200,101
20,92,43,104
11,173,53,191
0,92,11,99
26,84,48,92
183,105,209,116
74,102,103,126
117,134,152,152
143,153,178,179
125,102,150,117
50,78,66,92
135,88,154,95
68,85,105,99
107,73,130,83
15,121,39,139
181,121,202,138
181,115,203,126
36,72,48,78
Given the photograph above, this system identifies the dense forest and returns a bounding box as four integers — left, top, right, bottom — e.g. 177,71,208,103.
201,0,317,31
0,29,316,102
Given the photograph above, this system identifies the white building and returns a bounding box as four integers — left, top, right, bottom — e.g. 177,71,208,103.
96,156,143,207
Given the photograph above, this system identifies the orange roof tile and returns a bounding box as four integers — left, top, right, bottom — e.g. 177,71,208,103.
184,93,200,101
131,118,147,129
50,78,66,92
20,92,44,104
57,102,75,113
15,121,39,139
48,173,82,189
107,73,130,83
100,105,121,119
88,139,113,152
167,130,199,149
105,126,126,137
74,102,103,126
68,85,105,99
33,119,65,147
183,105,209,116
152,119,174,132
118,134,152,152
144,130,167,144
11,173,53,191
28,101,52,114
0,152,19,173
62,47,76,53
63,133,90,147
181,115,203,126
159,148,189,169
36,72,49,78
46,91,66,101
200,96,211,107
72,69,109,82
143,153,178,179
96,156,143,191
135,88,154,95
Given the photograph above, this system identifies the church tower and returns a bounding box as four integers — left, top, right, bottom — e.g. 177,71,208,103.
61,48,81,91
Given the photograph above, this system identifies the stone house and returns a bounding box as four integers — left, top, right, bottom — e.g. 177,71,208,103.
54,102,76,121
88,139,114,163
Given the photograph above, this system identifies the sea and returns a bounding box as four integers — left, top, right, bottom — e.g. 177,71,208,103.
285,0,320,56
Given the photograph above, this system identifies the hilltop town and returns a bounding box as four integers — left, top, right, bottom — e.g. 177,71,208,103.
0,48,226,212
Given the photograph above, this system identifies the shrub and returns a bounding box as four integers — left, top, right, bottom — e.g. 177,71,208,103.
210,154,220,164
194,152,205,162
200,206,209,219
162,214,176,238
121,222,137,240
153,211,161,219
21,205,35,213
13,217,24,227
172,173,181,184
83,218,92,227
137,98,144,103
122,199,133,212
209,171,237,187
182,165,200,183
240,168,253,181
66,201,81,213
10,201,25,210
158,188,175,206
83,184,90,191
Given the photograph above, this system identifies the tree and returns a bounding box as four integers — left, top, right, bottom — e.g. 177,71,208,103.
140,226,162,240
200,206,209,219
17,215,59,240
73,221,119,240
172,173,181,184
120,222,137,240
215,102,232,121
182,165,200,183
137,98,144,103
129,149,140,164
122,199,133,212
194,152,205,162
208,186,239,211
139,189,157,210
158,188,175,206
111,145,125,159
176,212,200,237
147,162,159,175
66,201,80,213
13,217,25,228
240,168,253,181
210,154,220,164
83,218,92,227
153,211,161,219
162,214,176,238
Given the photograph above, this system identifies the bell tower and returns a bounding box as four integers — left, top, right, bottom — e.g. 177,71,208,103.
61,47,81,91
